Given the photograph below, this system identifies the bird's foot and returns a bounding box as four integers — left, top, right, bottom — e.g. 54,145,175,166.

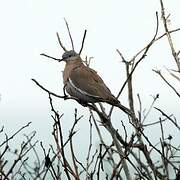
76,100,88,107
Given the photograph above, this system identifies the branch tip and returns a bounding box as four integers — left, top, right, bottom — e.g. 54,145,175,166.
79,29,87,55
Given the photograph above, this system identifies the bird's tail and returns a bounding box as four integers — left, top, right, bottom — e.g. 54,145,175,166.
107,98,133,116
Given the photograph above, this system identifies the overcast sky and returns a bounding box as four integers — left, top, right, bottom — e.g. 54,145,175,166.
0,0,180,152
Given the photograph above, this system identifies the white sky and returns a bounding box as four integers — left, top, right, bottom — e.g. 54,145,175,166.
0,0,180,154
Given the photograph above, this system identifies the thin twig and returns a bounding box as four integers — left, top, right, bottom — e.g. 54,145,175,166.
118,12,159,98
0,125,4,133
32,79,66,99
0,122,31,147
86,115,93,179
142,94,159,123
143,115,172,127
6,133,38,177
166,67,180,82
160,0,180,71
68,109,82,180
128,28,180,64
109,12,159,117
64,18,75,50
153,70,180,98
56,32,67,52
79,30,87,55
154,107,180,130
48,94,72,180
137,94,142,122
70,138,79,180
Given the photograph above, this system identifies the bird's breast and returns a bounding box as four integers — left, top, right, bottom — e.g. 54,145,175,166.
63,62,81,84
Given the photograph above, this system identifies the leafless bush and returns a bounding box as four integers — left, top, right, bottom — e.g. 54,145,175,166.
0,0,180,179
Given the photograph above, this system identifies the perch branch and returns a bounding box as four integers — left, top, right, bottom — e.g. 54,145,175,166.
32,79,66,99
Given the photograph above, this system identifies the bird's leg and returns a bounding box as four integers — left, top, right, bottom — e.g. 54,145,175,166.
63,84,68,100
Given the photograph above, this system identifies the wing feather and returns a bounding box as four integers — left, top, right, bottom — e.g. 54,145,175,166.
69,65,113,100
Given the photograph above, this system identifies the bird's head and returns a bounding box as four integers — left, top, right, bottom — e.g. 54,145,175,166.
60,50,80,62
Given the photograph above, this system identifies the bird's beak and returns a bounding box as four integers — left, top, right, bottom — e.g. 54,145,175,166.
58,59,63,62
58,58,65,62
40,53,64,62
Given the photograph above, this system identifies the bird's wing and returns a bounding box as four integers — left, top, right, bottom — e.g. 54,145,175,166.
69,65,114,100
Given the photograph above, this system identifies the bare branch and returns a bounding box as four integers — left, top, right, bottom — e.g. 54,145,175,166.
56,32,67,52
4,6,178,179
142,94,159,123
154,107,180,130
153,69,180,98
166,68,180,81
79,30,87,55
48,94,72,180
64,18,75,50
0,122,31,147
116,49,126,62
109,12,159,117
32,78,66,99
160,0,180,71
